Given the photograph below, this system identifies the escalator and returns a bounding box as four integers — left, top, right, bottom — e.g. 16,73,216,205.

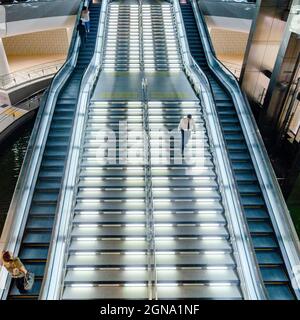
147,99,242,299
180,0,296,300
144,4,241,299
6,2,102,300
61,1,242,300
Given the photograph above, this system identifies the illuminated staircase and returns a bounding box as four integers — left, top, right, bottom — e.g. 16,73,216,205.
61,2,242,300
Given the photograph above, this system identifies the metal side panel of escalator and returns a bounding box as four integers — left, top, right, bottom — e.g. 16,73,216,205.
6,2,102,300
60,1,242,300
179,0,297,300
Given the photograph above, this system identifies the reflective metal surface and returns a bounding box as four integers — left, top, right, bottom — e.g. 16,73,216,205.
189,0,300,299
0,0,84,299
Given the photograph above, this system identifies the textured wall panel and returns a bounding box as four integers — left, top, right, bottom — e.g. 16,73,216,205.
2,28,69,56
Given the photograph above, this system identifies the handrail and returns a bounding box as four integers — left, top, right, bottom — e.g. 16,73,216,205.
190,0,300,298
15,92,43,111
0,0,84,300
138,0,158,300
0,94,43,127
172,0,266,299
0,60,65,90
141,79,157,300
39,0,109,300
218,60,242,79
142,82,157,300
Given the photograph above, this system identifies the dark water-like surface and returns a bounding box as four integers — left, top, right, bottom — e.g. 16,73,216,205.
0,118,35,234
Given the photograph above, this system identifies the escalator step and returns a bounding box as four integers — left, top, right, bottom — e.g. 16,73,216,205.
244,208,269,219
266,284,295,300
180,0,296,300
255,251,283,265
23,232,52,244
19,247,49,260
252,235,278,249
248,221,274,233
261,266,289,282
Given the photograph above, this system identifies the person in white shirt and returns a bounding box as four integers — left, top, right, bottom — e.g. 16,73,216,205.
81,6,90,33
178,114,196,154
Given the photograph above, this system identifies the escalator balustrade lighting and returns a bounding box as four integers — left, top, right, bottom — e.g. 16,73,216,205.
204,234,226,239
75,252,97,256
59,2,243,300
207,266,228,270
157,283,179,287
124,252,146,255
204,251,226,255
4,1,102,300
71,284,94,288
77,238,98,241
180,0,297,299
124,284,147,287
126,211,145,214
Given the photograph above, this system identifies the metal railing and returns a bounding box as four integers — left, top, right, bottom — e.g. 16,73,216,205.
138,0,158,300
142,81,157,301
219,60,242,79
0,0,84,300
172,0,266,299
0,60,65,90
0,93,42,130
16,92,43,111
39,0,109,300
191,0,300,299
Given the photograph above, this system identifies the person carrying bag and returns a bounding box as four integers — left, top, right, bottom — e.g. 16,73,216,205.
1,250,34,293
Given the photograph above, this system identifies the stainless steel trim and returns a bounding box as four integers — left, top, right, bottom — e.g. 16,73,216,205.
191,0,300,299
39,0,109,300
0,0,84,300
172,0,267,300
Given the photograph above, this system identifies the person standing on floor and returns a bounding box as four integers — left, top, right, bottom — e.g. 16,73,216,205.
81,6,90,33
178,114,196,155
77,19,87,46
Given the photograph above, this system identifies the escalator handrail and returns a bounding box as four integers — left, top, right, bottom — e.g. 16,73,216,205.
39,0,109,300
138,1,158,299
0,0,84,299
190,0,300,298
172,0,267,299
191,0,240,82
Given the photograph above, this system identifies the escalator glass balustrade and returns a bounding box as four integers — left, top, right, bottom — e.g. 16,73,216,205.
180,0,297,300
6,2,102,300
5,0,295,300
61,1,242,300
